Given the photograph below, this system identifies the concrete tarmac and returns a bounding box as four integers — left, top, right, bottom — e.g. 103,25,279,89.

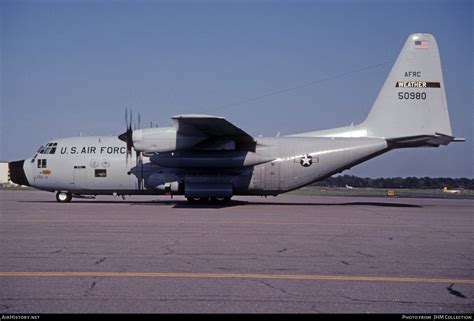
1,190,473,313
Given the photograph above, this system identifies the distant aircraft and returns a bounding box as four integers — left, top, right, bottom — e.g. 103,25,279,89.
345,185,354,189
442,187,461,194
9,33,465,203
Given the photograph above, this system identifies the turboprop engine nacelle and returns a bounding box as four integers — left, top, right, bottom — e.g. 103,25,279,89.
150,151,274,168
132,127,207,153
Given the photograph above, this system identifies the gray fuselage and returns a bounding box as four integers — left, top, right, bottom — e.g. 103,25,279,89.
20,135,388,197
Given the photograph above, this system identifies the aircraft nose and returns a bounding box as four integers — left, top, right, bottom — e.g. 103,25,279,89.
9,160,30,186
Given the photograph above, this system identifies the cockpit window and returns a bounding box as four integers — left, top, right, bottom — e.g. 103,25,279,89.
37,143,58,154
37,159,47,168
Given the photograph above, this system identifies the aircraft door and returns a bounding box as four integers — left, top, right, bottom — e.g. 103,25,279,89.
249,164,264,191
73,166,87,189
264,161,280,192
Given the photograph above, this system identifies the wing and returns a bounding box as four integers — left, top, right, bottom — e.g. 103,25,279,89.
172,114,256,151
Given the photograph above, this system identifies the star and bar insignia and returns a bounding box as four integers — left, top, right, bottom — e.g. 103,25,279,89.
300,154,313,167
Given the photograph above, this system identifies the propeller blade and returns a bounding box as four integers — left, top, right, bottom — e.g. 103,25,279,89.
125,109,128,128
119,108,135,163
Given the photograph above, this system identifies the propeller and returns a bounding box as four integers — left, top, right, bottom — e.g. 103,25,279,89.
118,109,144,189
134,112,144,190
118,108,134,162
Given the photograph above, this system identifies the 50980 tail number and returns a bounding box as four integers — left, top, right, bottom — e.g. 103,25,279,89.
398,92,426,100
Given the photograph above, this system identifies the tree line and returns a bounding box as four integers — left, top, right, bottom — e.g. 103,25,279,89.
312,175,474,189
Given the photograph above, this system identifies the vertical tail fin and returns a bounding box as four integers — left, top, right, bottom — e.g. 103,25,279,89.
362,33,452,138
289,33,463,145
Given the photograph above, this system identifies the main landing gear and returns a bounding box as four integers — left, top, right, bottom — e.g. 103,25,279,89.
186,197,232,204
56,191,72,203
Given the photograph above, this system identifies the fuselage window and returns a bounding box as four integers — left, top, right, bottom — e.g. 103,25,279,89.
95,169,107,177
37,159,47,168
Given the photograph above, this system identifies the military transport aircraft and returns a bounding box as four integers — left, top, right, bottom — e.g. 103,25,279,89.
9,34,465,203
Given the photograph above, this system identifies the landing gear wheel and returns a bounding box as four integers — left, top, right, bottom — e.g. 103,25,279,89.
211,197,232,204
56,191,72,203
186,197,210,204
186,197,195,203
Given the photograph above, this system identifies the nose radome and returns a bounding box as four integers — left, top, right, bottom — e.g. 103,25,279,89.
9,160,30,186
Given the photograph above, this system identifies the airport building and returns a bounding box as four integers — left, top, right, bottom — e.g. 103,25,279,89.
0,161,10,184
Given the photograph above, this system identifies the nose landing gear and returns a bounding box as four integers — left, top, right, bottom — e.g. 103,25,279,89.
56,191,72,203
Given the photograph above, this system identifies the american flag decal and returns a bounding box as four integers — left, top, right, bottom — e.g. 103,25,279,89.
415,40,429,49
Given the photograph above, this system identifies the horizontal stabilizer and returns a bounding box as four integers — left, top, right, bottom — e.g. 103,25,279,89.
386,133,465,148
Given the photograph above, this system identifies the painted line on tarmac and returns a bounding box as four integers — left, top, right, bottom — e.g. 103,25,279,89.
0,272,473,284
0,219,471,230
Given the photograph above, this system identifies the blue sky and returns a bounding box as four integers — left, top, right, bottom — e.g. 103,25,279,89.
1,0,472,177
